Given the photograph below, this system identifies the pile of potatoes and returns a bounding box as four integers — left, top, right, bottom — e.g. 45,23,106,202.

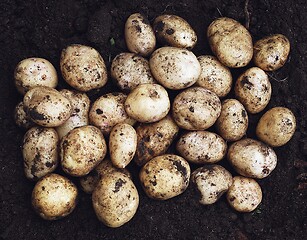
14,13,296,227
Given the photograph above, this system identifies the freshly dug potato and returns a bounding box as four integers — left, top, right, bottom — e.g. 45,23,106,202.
227,138,277,179
172,87,221,130
109,123,137,168
216,99,248,142
196,55,232,97
125,13,156,57
135,115,179,166
256,107,296,147
191,165,233,205
23,87,72,127
23,127,59,180
207,17,253,68
60,125,107,177
253,34,290,71
111,53,155,91
149,47,201,90
89,92,135,135
176,131,227,164
153,14,197,49
92,171,139,228
32,173,78,220
125,83,170,123
14,57,58,95
14,101,35,129
227,176,262,212
234,67,271,114
139,154,190,200
60,44,108,92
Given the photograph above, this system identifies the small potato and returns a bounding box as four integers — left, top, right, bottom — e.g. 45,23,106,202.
14,101,35,129
192,165,233,205
216,99,248,142
176,131,227,164
153,14,197,49
111,53,156,91
234,67,271,114
60,125,107,177
14,57,58,95
109,123,137,168
149,47,201,90
139,154,190,200
60,44,108,92
196,55,232,97
253,34,290,71
227,176,262,212
89,92,135,135
32,173,78,220
227,138,277,179
23,127,59,180
256,107,296,147
125,83,170,123
207,17,253,68
172,87,221,130
23,87,72,127
92,171,139,228
125,13,156,57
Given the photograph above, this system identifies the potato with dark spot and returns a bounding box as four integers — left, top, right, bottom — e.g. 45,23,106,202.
14,101,35,129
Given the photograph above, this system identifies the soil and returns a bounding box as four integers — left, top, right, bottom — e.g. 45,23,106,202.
0,0,307,239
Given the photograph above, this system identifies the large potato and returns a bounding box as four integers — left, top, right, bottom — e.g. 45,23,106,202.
207,17,253,68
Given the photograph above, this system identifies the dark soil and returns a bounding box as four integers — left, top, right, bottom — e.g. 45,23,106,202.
1,0,307,239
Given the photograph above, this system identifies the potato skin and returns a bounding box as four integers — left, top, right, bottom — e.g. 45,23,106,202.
256,107,296,147
14,101,35,129
207,17,253,68
253,34,290,71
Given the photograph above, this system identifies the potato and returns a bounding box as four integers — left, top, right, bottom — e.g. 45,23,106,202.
172,87,221,130
253,34,290,71
125,13,156,57
149,47,201,90
191,165,233,205
234,67,271,114
139,154,190,200
216,99,248,142
32,173,78,220
23,127,59,180
111,53,156,91
153,14,197,49
60,125,107,177
89,92,135,135
196,55,232,97
176,131,227,164
135,115,179,166
14,101,35,129
92,171,139,228
256,107,296,147
207,17,253,68
227,176,262,212
227,138,277,179
109,123,137,168
23,87,72,127
60,44,108,92
14,57,58,95
125,83,170,123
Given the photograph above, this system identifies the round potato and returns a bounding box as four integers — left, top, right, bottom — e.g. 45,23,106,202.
172,87,221,130
149,47,201,90
207,17,253,68
253,34,290,71
234,67,271,114
216,99,248,142
60,44,108,92
176,131,227,164
256,107,296,147
139,154,190,200
227,138,277,179
14,101,35,129
125,83,170,123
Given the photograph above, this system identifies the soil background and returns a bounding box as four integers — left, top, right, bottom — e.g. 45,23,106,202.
0,0,307,239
